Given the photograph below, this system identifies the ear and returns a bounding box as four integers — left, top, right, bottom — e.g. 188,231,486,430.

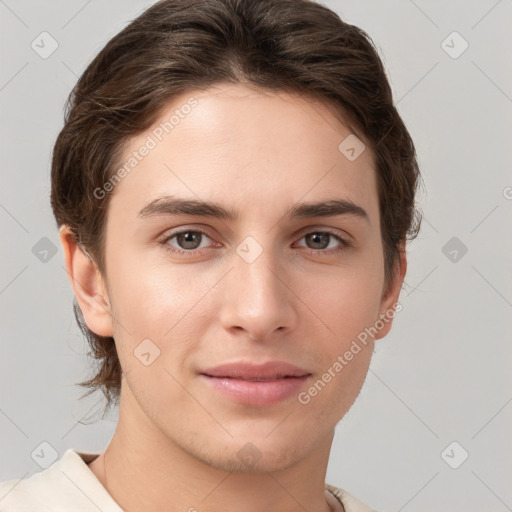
59,225,114,338
374,244,407,340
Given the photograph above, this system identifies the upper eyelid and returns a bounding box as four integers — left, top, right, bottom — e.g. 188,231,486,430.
162,222,352,237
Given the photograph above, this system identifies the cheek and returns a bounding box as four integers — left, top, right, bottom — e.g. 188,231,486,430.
105,249,215,372
305,264,384,342
299,282,377,420
106,244,190,330
297,332,373,426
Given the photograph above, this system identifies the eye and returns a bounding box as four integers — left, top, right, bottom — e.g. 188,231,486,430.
160,228,351,256
161,229,216,254
295,230,351,254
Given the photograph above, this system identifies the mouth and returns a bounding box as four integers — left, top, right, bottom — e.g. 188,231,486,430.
201,361,310,379
208,376,302,381
199,361,312,406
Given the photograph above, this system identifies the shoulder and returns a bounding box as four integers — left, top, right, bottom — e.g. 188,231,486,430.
0,476,49,511
326,483,376,512
0,449,122,512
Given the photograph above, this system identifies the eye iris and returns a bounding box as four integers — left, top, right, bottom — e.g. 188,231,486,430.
306,233,330,250
177,231,201,250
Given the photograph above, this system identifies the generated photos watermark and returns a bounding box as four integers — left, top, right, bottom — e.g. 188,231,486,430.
298,302,402,405
94,97,198,200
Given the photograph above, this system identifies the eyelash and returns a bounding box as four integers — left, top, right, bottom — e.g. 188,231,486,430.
160,228,352,256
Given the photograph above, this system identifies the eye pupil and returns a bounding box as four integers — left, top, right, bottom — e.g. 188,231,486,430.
177,231,201,249
306,233,330,250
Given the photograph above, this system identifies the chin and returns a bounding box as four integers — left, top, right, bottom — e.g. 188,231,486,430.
179,426,320,474
198,444,305,474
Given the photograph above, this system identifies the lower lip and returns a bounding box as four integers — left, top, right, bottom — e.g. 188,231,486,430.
200,374,311,406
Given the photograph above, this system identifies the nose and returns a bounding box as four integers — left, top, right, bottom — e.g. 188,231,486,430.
219,239,298,343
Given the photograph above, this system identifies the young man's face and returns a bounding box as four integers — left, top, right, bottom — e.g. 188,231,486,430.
76,82,404,472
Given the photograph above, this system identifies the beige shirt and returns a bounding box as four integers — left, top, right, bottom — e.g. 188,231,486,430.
0,450,374,512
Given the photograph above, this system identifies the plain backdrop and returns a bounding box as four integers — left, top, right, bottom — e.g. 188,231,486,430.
1,1,511,511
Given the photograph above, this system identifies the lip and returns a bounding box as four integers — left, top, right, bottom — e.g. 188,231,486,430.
199,361,312,406
201,361,311,380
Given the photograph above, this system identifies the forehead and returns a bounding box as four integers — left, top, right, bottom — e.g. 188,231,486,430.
107,82,378,222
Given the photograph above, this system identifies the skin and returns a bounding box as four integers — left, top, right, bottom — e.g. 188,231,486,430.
60,82,406,512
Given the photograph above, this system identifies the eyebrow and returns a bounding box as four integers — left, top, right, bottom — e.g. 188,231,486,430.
138,196,369,223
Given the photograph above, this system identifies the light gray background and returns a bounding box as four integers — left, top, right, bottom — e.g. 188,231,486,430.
1,1,511,511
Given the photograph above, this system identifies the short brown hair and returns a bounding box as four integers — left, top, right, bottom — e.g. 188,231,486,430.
51,0,422,414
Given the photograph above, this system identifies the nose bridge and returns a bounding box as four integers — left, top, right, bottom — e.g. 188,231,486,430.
235,233,285,304
220,232,296,338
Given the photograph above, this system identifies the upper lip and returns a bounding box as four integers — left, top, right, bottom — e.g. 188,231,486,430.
200,361,311,380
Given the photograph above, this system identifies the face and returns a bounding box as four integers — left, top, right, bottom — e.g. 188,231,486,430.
93,82,402,472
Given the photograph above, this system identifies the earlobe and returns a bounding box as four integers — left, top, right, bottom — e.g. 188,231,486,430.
374,246,407,340
59,225,114,338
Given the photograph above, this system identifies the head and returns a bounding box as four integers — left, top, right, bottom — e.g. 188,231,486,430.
52,0,421,472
